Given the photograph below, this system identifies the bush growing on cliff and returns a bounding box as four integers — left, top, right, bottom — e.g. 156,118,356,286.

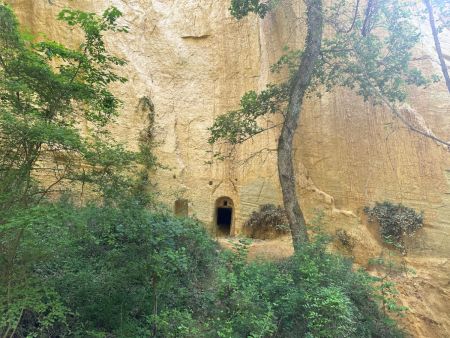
365,201,423,252
244,204,290,239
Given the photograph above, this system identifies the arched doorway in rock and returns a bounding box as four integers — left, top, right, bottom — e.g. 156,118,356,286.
215,197,233,236
174,198,189,217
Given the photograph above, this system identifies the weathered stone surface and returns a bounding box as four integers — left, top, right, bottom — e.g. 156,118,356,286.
6,0,450,336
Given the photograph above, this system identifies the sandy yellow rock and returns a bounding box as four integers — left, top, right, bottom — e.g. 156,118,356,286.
6,0,450,336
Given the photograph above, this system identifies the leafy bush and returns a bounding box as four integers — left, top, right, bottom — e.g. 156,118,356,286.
1,201,218,337
229,0,275,19
364,201,423,252
244,204,290,239
209,236,404,338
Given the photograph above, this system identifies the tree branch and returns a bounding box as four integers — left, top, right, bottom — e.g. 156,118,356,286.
344,0,361,34
424,0,450,93
382,98,450,149
351,43,450,149
237,122,283,144
361,0,377,36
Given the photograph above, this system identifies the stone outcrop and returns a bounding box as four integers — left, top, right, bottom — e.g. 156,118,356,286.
6,0,450,336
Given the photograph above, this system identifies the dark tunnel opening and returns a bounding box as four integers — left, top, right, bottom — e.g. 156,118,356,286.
216,207,232,236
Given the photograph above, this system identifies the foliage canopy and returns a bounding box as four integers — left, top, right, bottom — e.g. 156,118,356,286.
0,3,154,212
211,0,432,146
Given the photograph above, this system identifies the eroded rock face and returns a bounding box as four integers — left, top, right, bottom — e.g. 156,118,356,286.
6,0,450,336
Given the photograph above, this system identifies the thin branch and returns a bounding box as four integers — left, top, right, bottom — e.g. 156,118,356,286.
236,147,277,166
424,0,450,93
36,171,67,204
365,78,450,148
0,53,7,69
350,44,450,149
344,0,361,34
236,122,283,144
8,307,24,338
383,98,450,148
410,55,433,62
209,122,281,165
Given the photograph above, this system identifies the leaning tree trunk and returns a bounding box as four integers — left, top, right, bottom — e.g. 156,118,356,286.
277,0,323,252
424,0,450,94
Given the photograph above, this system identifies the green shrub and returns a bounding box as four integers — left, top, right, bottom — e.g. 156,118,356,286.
206,236,404,338
1,201,218,337
147,309,201,338
1,202,406,337
364,201,423,252
244,204,290,238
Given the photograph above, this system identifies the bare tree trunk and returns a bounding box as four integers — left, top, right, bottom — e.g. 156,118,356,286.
424,0,450,93
277,0,323,252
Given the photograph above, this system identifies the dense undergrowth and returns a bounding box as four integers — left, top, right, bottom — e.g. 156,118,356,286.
0,3,407,337
1,198,405,337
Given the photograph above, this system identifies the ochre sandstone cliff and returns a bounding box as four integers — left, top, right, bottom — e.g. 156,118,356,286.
7,0,450,336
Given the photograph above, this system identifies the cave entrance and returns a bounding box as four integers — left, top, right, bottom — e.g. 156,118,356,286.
215,197,233,237
174,198,189,217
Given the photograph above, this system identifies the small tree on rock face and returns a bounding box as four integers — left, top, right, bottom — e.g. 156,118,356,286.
209,0,447,252
0,6,157,335
0,4,144,212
